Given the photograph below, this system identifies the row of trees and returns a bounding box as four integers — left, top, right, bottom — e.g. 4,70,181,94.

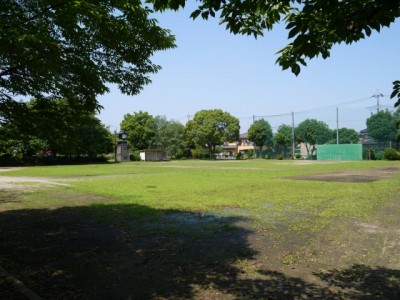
249,110,400,157
120,108,400,159
2,105,398,163
0,99,113,162
248,119,360,158
120,109,239,159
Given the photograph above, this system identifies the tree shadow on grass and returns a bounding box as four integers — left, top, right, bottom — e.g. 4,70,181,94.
0,203,399,299
315,264,400,299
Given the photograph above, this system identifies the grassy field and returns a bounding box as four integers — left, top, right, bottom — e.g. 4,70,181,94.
1,159,400,299
2,160,399,226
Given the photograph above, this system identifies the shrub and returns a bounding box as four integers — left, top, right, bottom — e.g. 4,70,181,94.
384,148,400,160
236,152,243,160
375,151,385,160
295,154,302,160
247,149,254,158
276,154,284,160
130,151,141,161
191,148,209,159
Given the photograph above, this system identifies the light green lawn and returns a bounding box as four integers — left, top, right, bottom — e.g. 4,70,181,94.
2,160,399,231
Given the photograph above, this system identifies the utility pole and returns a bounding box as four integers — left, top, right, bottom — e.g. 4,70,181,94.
372,92,383,113
291,112,295,159
336,107,339,144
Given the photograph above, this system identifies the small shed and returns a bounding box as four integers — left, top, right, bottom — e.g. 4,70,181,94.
317,144,362,161
139,149,169,161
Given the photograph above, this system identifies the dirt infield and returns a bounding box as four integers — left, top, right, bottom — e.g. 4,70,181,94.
290,167,400,182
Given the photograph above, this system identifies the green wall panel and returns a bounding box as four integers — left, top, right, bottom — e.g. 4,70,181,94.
317,144,362,161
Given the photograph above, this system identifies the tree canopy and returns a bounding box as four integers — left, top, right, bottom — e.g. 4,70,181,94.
332,128,360,144
295,119,331,156
120,111,156,151
327,127,359,144
0,99,113,158
247,119,273,157
150,0,400,105
150,0,399,73
366,110,397,146
186,109,239,156
396,110,400,142
274,124,292,156
152,116,186,158
0,0,175,111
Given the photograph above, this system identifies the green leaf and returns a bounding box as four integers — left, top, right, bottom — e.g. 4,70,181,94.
288,27,299,39
201,11,209,20
190,9,201,19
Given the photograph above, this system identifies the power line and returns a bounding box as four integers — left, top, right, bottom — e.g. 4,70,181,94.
372,92,384,113
253,96,372,119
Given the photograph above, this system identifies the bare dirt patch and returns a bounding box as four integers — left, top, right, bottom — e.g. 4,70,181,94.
290,167,400,182
0,167,24,173
0,176,71,190
0,167,71,190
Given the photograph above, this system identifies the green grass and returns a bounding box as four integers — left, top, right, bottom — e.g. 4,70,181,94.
2,160,399,232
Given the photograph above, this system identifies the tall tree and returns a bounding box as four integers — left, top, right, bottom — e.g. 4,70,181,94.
366,110,397,147
274,124,292,156
0,100,38,157
0,0,175,112
150,0,400,106
120,111,156,151
186,109,239,157
395,109,400,142
248,119,273,157
328,128,359,144
0,99,113,158
152,116,186,158
295,119,331,156
392,80,400,108
72,116,114,158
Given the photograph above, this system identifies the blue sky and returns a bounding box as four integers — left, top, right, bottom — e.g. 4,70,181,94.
99,5,399,134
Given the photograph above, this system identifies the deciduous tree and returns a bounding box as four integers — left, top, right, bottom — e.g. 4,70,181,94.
150,0,400,105
274,124,292,156
152,116,186,158
248,119,273,157
186,109,239,157
120,111,156,151
328,128,359,144
0,0,175,111
366,110,397,147
295,119,331,156
0,99,113,158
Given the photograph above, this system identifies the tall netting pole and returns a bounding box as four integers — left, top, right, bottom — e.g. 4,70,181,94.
292,112,295,159
336,107,339,145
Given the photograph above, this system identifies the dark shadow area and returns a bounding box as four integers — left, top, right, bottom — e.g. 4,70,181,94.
315,264,400,299
0,204,254,299
0,203,399,299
